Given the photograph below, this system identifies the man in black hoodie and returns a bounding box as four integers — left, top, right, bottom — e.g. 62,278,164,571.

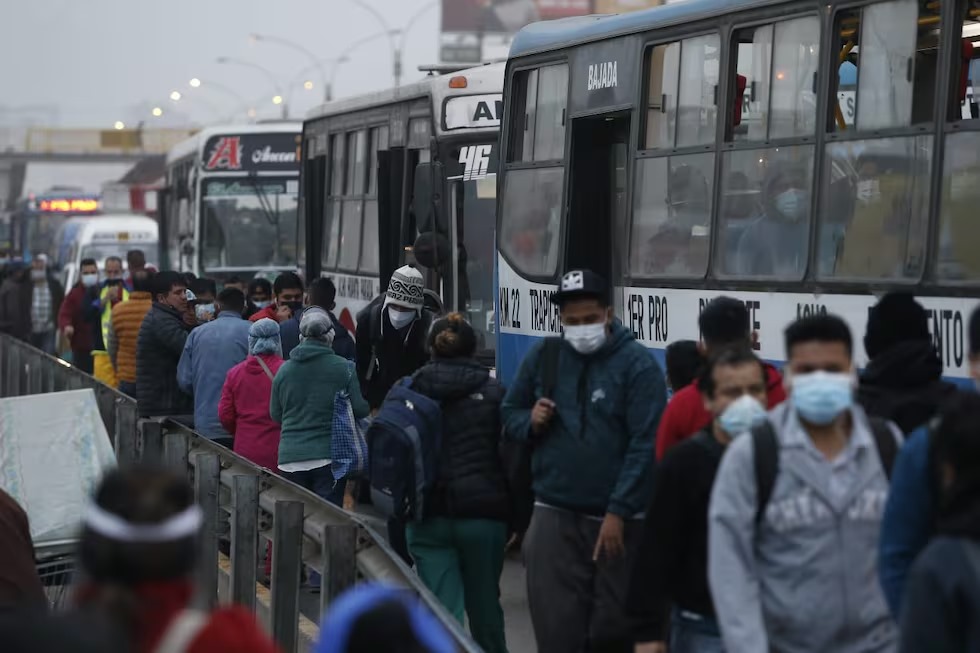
135,271,193,418
858,292,956,433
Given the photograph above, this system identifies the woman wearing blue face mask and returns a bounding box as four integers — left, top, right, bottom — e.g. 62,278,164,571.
630,347,768,653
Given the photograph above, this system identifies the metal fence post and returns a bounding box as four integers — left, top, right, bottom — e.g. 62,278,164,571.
139,419,163,465
195,452,221,610
231,474,259,613
270,500,304,653
163,427,189,476
8,346,21,396
41,358,55,393
321,522,357,616
27,360,41,395
97,387,117,440
114,399,138,464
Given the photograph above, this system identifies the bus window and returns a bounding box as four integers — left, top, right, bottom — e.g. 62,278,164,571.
820,137,931,280
509,64,569,162
630,153,713,277
831,0,939,132
678,35,720,147
733,16,819,141
645,42,679,149
499,167,563,277
360,126,388,275
817,0,939,281
323,133,345,270
346,131,367,196
716,145,815,279
338,200,363,271
938,132,980,280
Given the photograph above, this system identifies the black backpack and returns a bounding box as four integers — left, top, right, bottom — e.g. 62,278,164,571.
752,416,898,524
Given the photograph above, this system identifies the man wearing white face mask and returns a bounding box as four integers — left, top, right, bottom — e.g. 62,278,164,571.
709,314,901,653
502,269,665,653
630,347,768,653
355,265,433,411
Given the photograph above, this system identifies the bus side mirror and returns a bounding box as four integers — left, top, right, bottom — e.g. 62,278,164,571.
413,161,447,235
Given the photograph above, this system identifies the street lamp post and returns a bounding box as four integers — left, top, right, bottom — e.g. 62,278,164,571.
250,33,330,102
216,56,288,119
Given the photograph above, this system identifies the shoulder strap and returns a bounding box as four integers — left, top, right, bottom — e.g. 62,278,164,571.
254,356,275,382
868,417,898,481
961,539,980,584
538,337,562,399
370,303,384,346
154,609,208,653
752,420,779,525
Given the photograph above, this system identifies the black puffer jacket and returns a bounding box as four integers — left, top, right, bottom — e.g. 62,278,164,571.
411,358,511,523
136,302,192,417
858,340,958,434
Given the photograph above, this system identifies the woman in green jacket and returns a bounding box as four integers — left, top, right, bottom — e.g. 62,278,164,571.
271,309,368,506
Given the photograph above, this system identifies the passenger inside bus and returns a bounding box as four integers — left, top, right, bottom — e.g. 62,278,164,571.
732,165,810,278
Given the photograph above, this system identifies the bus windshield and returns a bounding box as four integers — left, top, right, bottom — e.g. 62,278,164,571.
445,141,499,355
200,177,299,270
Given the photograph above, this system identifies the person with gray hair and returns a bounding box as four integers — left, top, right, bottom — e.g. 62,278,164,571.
271,309,368,505
219,318,285,470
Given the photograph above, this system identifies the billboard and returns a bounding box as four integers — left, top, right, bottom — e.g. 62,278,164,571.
440,0,665,63
440,0,594,63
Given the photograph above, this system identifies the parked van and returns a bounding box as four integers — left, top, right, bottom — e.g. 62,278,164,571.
63,215,159,289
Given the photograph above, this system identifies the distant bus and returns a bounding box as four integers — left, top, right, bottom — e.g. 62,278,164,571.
302,63,503,358
162,123,302,280
9,190,101,259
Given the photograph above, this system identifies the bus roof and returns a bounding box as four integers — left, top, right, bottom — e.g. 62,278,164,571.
509,0,778,58
166,121,302,165
74,215,158,241
305,62,504,136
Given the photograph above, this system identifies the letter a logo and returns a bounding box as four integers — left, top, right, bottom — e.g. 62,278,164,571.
206,137,242,170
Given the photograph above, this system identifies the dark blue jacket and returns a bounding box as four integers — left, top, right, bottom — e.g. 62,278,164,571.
879,425,933,617
500,321,664,517
280,308,355,362
900,535,980,652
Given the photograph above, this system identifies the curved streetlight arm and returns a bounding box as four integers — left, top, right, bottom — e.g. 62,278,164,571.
398,0,438,52
216,56,287,118
251,34,329,100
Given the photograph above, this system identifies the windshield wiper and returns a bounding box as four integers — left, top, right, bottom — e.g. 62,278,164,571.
245,173,279,227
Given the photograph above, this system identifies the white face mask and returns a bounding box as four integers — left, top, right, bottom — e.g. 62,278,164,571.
81,273,99,288
388,308,416,330
718,395,767,438
564,322,607,355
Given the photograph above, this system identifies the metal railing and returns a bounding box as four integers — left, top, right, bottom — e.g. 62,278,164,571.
0,334,482,653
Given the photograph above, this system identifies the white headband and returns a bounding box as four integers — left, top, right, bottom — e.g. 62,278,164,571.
84,503,203,543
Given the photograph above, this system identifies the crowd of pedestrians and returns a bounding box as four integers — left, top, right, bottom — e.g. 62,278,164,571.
6,253,980,653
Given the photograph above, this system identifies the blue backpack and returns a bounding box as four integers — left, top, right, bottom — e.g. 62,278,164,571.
367,377,443,522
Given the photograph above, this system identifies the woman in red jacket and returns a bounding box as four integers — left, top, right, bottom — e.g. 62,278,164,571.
75,467,280,653
219,318,285,470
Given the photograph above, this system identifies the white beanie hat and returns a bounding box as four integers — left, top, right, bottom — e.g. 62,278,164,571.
384,265,424,311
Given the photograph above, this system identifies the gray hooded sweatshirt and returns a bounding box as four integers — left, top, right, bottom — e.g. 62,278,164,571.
708,402,900,653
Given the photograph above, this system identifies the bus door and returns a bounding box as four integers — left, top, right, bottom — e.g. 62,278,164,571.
377,147,407,290
565,112,630,287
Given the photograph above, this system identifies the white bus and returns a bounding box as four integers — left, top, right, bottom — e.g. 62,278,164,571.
302,63,503,361
163,123,302,280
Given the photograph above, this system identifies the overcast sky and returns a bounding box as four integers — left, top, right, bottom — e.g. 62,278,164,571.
0,0,442,128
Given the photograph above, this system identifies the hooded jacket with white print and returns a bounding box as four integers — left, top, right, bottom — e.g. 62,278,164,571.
708,401,901,653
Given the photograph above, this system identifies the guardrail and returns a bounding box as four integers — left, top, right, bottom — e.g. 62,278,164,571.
0,334,482,653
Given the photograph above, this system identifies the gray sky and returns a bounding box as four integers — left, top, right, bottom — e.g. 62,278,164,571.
0,0,441,128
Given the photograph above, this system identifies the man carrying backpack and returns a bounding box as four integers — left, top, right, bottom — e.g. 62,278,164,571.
356,265,433,410
501,269,665,653
356,264,433,564
708,314,902,653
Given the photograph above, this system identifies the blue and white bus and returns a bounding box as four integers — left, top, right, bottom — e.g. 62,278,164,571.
495,0,980,387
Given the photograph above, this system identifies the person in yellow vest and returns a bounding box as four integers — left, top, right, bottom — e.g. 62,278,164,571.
88,256,129,388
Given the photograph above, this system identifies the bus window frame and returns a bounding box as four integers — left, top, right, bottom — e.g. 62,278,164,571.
498,56,572,284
